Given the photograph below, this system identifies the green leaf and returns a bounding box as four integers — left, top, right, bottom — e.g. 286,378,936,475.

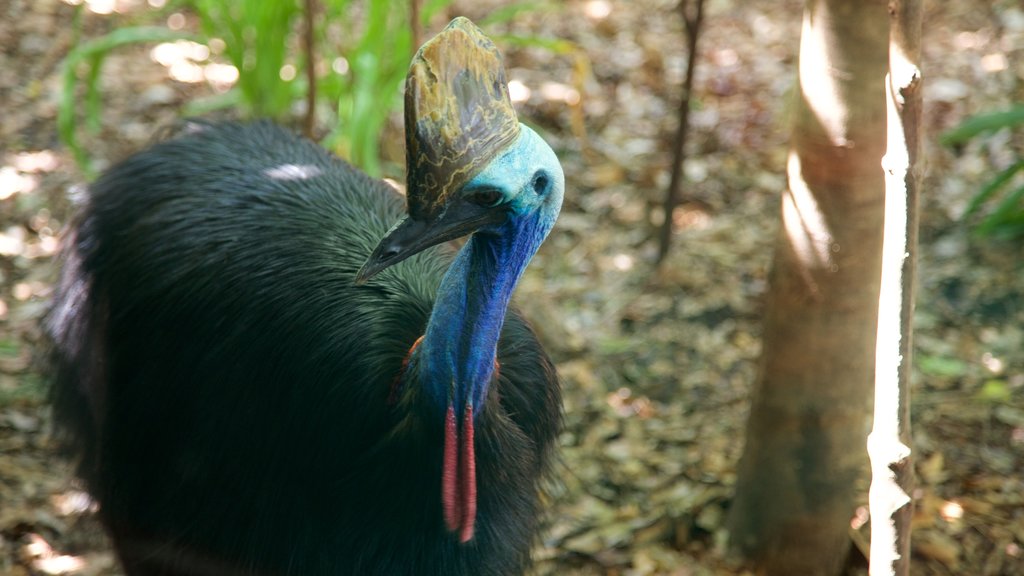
976,183,1024,238
963,160,1024,217
917,355,968,378
976,379,1011,403
940,105,1024,146
181,88,243,116
188,0,298,118
0,339,20,357
496,33,578,55
59,26,201,176
596,336,638,355
421,0,454,23
479,3,549,26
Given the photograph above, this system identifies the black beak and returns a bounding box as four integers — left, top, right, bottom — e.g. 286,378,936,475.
357,17,518,286
355,199,507,284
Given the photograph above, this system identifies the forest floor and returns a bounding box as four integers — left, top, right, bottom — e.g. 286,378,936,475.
2,0,1023,575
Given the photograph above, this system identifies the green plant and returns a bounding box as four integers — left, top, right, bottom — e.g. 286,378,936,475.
60,0,449,177
320,0,426,176
59,24,197,177
190,0,302,119
942,105,1024,238
60,1,564,178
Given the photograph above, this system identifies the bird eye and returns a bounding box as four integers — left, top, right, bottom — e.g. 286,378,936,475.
532,172,550,195
467,189,503,207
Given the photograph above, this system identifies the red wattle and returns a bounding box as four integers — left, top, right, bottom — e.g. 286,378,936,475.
441,402,478,543
442,405,460,533
458,404,477,543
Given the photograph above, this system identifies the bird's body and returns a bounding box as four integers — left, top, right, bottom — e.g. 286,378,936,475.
47,119,562,575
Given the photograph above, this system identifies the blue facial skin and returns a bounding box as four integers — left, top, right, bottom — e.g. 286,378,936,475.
411,125,564,418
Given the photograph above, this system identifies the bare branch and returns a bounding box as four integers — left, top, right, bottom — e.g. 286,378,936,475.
656,0,706,266
303,0,318,139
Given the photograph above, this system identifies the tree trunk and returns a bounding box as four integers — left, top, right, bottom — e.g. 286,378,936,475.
868,1,923,574
727,2,889,574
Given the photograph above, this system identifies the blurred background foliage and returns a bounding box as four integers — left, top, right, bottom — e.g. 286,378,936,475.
58,0,571,179
942,105,1024,239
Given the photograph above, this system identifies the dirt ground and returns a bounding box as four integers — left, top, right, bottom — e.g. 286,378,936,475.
2,0,1022,574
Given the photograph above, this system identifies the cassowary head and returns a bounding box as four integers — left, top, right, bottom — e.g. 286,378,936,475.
357,17,564,282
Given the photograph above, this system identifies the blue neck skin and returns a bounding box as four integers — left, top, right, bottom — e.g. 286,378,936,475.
418,217,544,414
410,126,562,420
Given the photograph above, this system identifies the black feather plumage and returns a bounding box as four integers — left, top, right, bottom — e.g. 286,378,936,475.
46,121,561,576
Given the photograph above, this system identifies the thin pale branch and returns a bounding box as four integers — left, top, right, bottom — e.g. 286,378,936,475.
656,0,706,266
303,0,317,138
411,0,422,58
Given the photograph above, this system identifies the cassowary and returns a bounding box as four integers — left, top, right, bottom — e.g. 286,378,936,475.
46,18,563,576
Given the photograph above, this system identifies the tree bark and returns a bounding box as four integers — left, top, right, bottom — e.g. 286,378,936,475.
727,2,889,574
868,1,923,575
